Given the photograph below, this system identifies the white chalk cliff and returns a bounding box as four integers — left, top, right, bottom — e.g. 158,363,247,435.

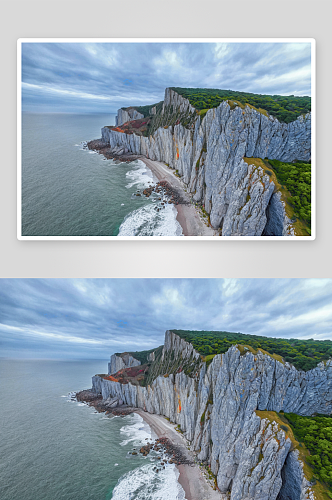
102,89,311,236
108,352,141,374
115,107,144,126
92,331,331,500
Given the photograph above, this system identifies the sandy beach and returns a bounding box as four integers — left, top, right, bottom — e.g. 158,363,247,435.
136,409,223,500
87,140,217,237
139,158,217,237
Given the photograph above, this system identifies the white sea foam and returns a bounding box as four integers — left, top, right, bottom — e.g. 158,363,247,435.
111,462,186,500
76,141,88,150
120,413,152,446
125,160,156,189
64,391,77,398
118,159,184,236
118,203,183,236
113,413,186,498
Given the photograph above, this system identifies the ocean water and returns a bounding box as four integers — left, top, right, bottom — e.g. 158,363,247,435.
21,113,182,236
0,359,185,500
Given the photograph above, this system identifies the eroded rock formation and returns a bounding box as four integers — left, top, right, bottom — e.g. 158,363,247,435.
103,89,310,235
93,331,330,500
115,107,144,126
278,450,315,500
108,353,141,375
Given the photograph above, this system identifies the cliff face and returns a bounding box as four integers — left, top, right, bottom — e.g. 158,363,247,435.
278,451,315,500
105,89,310,235
162,87,196,115
92,331,330,500
115,107,144,126
108,353,141,375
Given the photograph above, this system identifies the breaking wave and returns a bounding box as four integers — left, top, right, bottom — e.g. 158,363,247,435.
120,413,152,446
118,203,183,236
111,462,186,500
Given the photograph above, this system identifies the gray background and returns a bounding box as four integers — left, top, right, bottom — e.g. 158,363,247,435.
1,0,330,278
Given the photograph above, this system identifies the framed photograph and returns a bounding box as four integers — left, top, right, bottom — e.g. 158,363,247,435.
2,278,332,500
17,38,315,239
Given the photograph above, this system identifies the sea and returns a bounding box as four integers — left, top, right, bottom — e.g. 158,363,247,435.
0,359,186,500
21,113,183,236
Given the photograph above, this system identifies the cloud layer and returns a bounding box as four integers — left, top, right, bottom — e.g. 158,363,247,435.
21,42,312,113
0,279,330,359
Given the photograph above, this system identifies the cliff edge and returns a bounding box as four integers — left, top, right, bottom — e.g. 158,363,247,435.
100,88,311,236
92,330,331,500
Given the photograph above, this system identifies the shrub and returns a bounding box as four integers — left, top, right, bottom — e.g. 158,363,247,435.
172,330,332,372
170,87,311,124
268,159,311,226
285,413,332,489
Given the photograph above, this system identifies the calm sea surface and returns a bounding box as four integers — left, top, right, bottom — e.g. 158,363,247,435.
21,113,182,236
0,359,185,500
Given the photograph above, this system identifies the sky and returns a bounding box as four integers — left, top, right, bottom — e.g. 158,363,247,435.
0,278,331,360
21,41,312,114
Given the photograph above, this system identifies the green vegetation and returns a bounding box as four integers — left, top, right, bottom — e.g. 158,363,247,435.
268,159,311,226
145,103,197,136
256,411,331,499
242,157,311,235
170,87,311,124
115,347,161,365
284,413,332,491
203,354,216,367
256,411,297,447
122,101,163,118
172,330,332,372
198,108,209,119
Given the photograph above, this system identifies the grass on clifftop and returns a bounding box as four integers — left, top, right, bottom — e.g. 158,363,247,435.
171,330,332,372
282,413,332,499
255,411,331,500
170,87,311,124
268,159,311,228
115,347,161,365
122,101,163,118
243,158,311,236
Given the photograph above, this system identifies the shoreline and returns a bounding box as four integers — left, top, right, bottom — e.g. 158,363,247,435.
135,409,223,500
76,390,222,499
138,158,217,237
87,140,217,236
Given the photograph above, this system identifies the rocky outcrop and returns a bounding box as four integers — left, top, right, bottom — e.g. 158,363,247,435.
214,413,292,500
102,395,124,408
108,353,141,375
263,192,295,236
147,351,155,362
93,331,330,499
278,450,315,500
115,107,144,126
102,89,311,235
163,330,200,362
162,87,196,115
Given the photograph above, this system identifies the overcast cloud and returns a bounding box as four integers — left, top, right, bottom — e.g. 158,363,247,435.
21,42,312,113
0,279,330,360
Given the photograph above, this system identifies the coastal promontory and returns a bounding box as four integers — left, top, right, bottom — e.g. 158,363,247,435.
89,329,332,500
92,87,312,236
